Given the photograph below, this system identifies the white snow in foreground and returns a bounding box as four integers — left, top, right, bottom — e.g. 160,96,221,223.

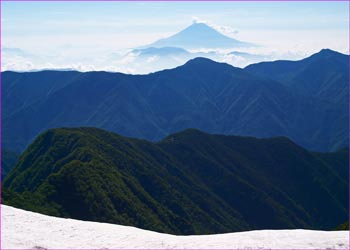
2,205,349,249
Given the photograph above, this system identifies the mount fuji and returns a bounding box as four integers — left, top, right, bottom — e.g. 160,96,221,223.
143,22,253,50
116,22,256,73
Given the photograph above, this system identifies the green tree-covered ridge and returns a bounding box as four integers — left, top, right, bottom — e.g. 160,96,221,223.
1,149,19,180
3,127,348,235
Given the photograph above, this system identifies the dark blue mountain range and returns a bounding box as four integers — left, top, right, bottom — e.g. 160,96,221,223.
2,49,348,152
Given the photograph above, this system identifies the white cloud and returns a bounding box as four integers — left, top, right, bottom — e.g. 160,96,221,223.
191,16,208,24
146,55,159,63
190,17,239,37
2,18,347,74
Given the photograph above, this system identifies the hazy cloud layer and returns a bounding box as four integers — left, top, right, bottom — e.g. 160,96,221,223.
2,2,348,73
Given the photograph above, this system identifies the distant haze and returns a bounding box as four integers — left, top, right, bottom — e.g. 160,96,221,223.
2,1,348,73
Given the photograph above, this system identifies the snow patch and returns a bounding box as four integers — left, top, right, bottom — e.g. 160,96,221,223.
2,205,349,249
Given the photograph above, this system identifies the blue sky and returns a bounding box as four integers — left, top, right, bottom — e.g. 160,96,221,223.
2,1,349,72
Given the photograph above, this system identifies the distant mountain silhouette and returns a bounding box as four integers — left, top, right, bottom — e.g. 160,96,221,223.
131,47,190,57
229,51,271,61
145,22,253,49
2,50,348,152
3,128,348,234
246,49,349,104
126,46,219,73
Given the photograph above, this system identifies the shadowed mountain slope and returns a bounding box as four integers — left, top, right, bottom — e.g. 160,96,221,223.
3,50,348,152
3,128,348,234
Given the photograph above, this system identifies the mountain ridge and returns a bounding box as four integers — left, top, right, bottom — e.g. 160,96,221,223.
3,127,348,234
2,49,348,152
245,49,349,104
